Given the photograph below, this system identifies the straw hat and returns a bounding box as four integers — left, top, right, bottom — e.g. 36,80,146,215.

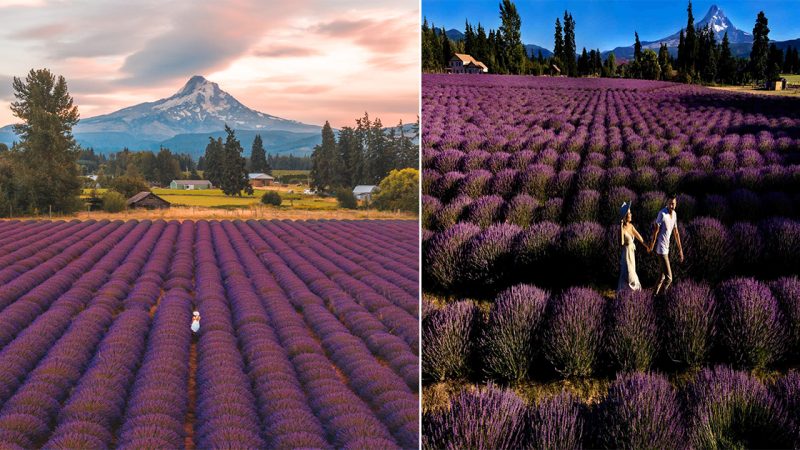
193,311,200,317
619,202,631,220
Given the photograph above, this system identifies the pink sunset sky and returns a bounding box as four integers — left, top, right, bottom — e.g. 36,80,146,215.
0,0,420,129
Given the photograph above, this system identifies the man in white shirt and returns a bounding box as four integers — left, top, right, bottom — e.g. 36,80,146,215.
650,195,684,295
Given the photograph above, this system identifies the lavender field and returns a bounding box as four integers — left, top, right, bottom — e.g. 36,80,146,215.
422,75,800,448
0,219,419,449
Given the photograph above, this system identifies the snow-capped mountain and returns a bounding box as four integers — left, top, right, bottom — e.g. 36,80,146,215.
606,4,753,60
75,75,320,141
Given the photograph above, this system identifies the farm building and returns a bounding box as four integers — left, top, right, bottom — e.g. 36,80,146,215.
170,180,212,190
126,191,170,209
449,54,488,74
248,173,275,187
353,185,378,202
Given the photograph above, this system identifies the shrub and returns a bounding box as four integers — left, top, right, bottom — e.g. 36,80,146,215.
481,284,549,381
566,190,600,223
457,169,492,198
575,166,604,191
372,168,418,213
421,300,477,381
529,392,584,450
717,278,787,369
545,287,604,378
489,169,518,199
422,169,440,196
607,290,658,372
464,223,521,287
659,167,683,194
662,280,716,368
770,277,800,358
423,385,527,450
102,191,126,213
514,221,560,271
548,170,574,198
685,217,730,282
606,167,631,188
335,188,357,209
538,198,563,222
431,171,464,200
433,149,463,173
685,366,794,449
595,372,685,449
559,222,604,281
760,218,800,273
504,194,538,228
434,195,472,230
676,193,696,221
105,175,149,198
425,221,481,288
464,195,505,228
261,191,282,207
729,222,763,274
421,196,441,230
632,167,659,192
518,164,554,199
772,371,800,441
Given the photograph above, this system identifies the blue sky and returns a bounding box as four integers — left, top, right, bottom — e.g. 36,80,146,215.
423,0,800,52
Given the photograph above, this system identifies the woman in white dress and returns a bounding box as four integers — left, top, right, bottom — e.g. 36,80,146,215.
618,202,651,293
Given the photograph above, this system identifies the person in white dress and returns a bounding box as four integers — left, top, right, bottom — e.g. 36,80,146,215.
191,310,201,335
618,202,651,293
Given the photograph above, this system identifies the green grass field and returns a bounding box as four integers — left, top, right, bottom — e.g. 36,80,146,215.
782,73,800,84
272,169,310,177
81,187,338,210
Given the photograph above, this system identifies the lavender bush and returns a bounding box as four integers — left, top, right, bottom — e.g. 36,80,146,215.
481,284,549,381
545,287,605,378
422,301,478,381
607,290,659,372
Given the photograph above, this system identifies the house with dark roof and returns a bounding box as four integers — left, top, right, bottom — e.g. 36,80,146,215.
170,179,212,190
126,191,170,209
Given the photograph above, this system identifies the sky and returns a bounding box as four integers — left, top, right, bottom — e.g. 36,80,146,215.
424,0,800,53
0,0,420,128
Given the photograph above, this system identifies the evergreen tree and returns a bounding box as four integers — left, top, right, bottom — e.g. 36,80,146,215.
337,126,362,187
718,32,736,84
498,0,526,75
658,43,672,79
250,134,270,174
578,48,589,76
10,69,83,213
683,1,697,73
310,121,338,192
475,23,490,67
750,11,770,82
767,43,783,81
677,30,685,69
202,137,224,187
442,28,454,68
553,18,564,70
464,21,475,55
364,117,391,184
563,12,577,76
154,146,181,187
634,32,642,62
219,125,252,196
604,53,617,77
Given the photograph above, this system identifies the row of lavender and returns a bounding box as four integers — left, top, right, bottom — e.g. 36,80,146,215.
423,151,800,203
424,217,800,292
424,368,800,449
423,75,800,159
0,219,418,449
423,277,799,383
423,189,800,231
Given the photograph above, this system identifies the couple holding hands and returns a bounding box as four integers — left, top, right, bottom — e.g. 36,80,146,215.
618,195,684,296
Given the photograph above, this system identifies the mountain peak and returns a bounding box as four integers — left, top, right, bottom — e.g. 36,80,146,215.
176,75,216,96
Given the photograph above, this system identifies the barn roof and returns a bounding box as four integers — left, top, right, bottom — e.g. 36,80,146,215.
248,173,275,180
353,185,377,195
126,191,168,206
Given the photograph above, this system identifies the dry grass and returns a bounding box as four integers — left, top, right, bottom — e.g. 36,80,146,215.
708,84,800,97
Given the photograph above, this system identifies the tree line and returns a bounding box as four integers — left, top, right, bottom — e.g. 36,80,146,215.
310,113,418,193
423,0,798,86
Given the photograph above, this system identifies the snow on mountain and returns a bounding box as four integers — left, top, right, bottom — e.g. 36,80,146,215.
74,75,320,141
606,4,753,60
